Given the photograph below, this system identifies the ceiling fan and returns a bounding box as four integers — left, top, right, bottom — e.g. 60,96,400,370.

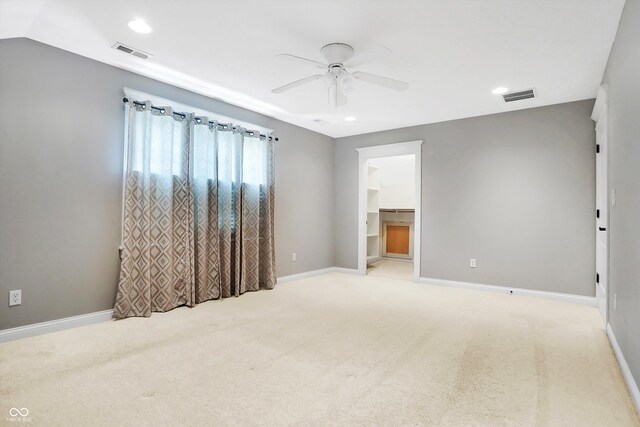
271,43,409,108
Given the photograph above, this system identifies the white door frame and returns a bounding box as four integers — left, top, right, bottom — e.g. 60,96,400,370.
592,85,609,325
357,140,423,280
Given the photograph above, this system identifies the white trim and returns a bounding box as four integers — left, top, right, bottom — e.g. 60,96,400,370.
591,84,608,121
277,267,359,283
356,140,423,158
592,84,610,327
123,88,273,134
607,323,640,416
331,267,360,275
357,141,423,281
0,310,114,344
277,267,337,283
419,277,597,306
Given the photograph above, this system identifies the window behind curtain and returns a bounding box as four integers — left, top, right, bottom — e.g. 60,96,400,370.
242,135,268,186
120,95,273,251
130,117,268,186
130,111,184,177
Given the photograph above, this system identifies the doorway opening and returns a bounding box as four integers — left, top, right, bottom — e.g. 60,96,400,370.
357,141,422,281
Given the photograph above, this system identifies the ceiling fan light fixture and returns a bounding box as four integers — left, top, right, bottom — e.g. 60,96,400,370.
338,73,354,93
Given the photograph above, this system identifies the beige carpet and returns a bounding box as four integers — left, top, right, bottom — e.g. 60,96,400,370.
1,272,638,426
367,258,414,281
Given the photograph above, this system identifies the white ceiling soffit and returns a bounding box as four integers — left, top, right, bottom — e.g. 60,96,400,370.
0,0,624,138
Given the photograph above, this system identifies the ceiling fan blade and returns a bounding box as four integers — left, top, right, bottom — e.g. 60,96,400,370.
351,71,409,92
272,74,324,94
328,80,347,108
275,53,327,69
344,45,391,68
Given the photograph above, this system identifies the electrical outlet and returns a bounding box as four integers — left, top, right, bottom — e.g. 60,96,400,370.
9,290,21,307
292,253,297,262
470,258,477,268
614,293,617,311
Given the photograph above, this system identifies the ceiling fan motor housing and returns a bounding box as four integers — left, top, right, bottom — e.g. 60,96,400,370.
321,43,355,65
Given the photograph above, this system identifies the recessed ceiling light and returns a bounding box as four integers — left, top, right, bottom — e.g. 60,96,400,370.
345,116,356,122
492,87,509,95
128,19,152,34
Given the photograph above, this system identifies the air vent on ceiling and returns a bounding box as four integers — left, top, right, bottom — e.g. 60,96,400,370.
313,118,329,125
502,89,535,103
112,43,152,60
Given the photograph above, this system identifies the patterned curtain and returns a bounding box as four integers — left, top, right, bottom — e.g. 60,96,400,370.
114,101,276,319
239,134,276,295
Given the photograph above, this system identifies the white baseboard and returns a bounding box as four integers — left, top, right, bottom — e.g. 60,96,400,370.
607,323,640,416
419,277,596,306
0,309,114,344
278,266,359,283
277,267,336,283
330,267,360,275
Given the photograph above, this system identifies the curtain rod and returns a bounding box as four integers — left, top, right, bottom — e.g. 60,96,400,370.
122,98,278,142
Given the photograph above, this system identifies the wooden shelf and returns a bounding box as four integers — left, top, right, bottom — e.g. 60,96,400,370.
367,233,379,237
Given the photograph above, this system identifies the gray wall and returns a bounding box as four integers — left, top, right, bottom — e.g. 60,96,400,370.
601,0,640,394
335,100,596,296
0,37,603,332
0,38,335,329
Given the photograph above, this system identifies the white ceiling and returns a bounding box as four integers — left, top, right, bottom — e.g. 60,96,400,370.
369,155,415,186
0,0,625,138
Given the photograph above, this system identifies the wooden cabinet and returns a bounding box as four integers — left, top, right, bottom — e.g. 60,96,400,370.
386,225,410,255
